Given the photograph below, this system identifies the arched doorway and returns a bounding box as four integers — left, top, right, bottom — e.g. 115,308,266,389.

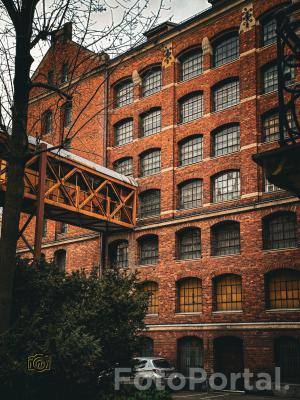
214,336,244,390
275,336,300,383
177,336,203,377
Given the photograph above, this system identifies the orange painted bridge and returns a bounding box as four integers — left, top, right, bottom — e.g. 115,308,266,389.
0,134,137,257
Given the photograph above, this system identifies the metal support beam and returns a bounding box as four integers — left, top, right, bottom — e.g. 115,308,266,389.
34,144,47,260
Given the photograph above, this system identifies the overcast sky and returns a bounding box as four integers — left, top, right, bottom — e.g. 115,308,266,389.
167,0,210,22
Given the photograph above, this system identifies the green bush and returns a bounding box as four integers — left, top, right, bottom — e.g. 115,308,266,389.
0,259,149,400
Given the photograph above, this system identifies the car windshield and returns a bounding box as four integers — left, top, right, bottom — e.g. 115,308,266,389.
153,359,172,369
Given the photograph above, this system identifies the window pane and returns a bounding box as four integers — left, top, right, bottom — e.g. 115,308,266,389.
140,190,160,218
214,80,239,112
42,111,52,134
213,223,240,256
179,180,202,209
213,171,240,202
213,125,240,156
264,213,297,250
214,35,239,67
181,93,203,123
139,237,158,265
263,111,295,142
140,150,161,177
115,120,133,146
265,177,281,193
116,81,133,107
178,229,201,260
263,64,278,93
141,109,161,137
114,158,133,176
263,18,277,46
142,69,162,97
142,282,158,314
177,278,202,313
110,241,128,268
181,50,203,81
215,275,242,311
268,270,300,309
180,136,203,166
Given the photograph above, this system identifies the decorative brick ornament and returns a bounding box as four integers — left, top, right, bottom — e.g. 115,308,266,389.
239,3,255,33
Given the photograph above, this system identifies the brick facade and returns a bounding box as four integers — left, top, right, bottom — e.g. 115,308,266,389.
23,0,300,385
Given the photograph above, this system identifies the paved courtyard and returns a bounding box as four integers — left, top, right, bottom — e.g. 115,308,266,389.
171,392,299,400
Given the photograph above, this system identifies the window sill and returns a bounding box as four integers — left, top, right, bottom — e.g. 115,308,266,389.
137,172,162,180
210,102,240,115
138,263,158,267
175,312,203,316
211,57,240,71
141,89,162,100
177,160,203,169
212,197,241,205
177,73,204,85
266,308,300,313
211,252,241,258
210,150,240,160
263,246,298,253
259,42,276,51
175,257,202,262
212,310,243,314
178,116,203,126
145,313,159,317
114,102,134,110
139,130,162,140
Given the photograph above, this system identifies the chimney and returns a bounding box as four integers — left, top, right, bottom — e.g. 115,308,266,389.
51,22,72,44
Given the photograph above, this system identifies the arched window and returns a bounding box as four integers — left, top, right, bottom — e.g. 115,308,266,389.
139,189,160,218
114,119,133,146
212,124,240,156
179,92,203,123
213,79,239,112
177,228,201,260
109,240,128,268
141,281,158,314
113,157,133,177
63,101,72,127
262,110,295,142
42,110,52,135
139,336,154,357
212,221,240,256
140,149,161,177
177,337,203,377
214,274,242,311
141,67,162,97
177,278,202,313
61,63,69,83
115,79,133,107
140,108,161,137
275,337,300,383
213,31,239,67
263,212,297,250
212,170,240,203
262,62,294,94
180,48,203,81
260,4,289,47
138,235,159,265
266,269,300,309
179,179,203,210
54,249,66,272
179,135,203,166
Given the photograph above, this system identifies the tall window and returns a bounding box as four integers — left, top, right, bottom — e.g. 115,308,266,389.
109,240,128,268
141,108,161,137
262,16,277,46
275,337,300,383
141,281,158,314
139,190,160,218
42,110,52,135
180,92,203,123
61,63,68,83
263,212,298,250
177,278,202,313
139,235,159,265
262,110,295,142
214,274,242,311
180,48,203,81
213,124,240,156
177,228,201,260
213,170,240,203
141,67,162,97
56,221,67,236
213,32,239,67
262,63,294,94
54,249,66,272
115,79,133,107
179,179,202,210
212,221,240,256
213,79,239,112
139,337,154,357
266,269,300,309
42,219,47,238
114,119,133,146
63,102,72,127
179,135,203,166
113,157,133,177
140,149,161,177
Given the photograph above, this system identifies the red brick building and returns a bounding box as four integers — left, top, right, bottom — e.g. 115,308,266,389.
22,0,300,389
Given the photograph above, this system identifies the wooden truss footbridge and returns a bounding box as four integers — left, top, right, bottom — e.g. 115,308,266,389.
0,133,137,258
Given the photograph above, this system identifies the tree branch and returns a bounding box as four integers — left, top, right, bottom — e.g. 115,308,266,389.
30,82,72,100
1,0,18,24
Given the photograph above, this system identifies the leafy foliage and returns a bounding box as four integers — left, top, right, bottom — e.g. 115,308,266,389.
0,259,149,399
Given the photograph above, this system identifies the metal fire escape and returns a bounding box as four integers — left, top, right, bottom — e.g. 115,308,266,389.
0,134,137,258
253,2,300,196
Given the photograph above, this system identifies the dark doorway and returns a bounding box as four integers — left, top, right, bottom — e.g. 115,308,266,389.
275,336,300,383
139,336,154,357
178,336,203,377
214,336,244,390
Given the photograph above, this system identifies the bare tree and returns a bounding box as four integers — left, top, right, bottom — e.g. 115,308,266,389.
0,0,167,333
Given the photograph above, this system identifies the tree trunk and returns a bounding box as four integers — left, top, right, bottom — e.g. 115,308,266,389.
0,26,32,333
